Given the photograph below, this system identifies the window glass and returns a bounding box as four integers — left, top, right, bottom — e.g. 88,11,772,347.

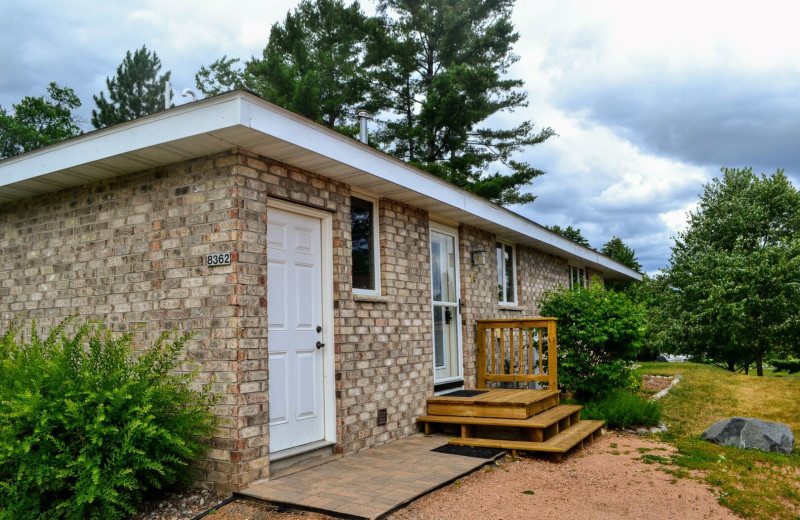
496,242,516,303
570,265,586,289
505,244,515,303
351,196,375,291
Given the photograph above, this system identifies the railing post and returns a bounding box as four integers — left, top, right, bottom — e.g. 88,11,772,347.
476,322,486,389
547,318,558,390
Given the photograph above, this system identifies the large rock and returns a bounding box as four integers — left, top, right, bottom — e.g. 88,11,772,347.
702,417,794,454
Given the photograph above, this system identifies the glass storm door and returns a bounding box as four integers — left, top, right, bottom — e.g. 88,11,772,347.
431,227,462,383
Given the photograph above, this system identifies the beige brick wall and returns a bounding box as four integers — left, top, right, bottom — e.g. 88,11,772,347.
457,224,598,388
233,150,434,456
0,150,266,492
0,147,603,491
202,151,433,453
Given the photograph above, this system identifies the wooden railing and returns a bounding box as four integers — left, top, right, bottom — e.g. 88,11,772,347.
476,318,558,390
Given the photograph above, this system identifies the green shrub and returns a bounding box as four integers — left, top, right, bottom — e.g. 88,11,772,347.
771,358,800,374
581,391,662,429
538,278,644,400
0,320,217,520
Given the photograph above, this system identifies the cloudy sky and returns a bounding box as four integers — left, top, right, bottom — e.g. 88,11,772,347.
2,0,798,273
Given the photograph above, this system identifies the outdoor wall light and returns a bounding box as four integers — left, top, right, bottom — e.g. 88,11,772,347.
471,250,487,265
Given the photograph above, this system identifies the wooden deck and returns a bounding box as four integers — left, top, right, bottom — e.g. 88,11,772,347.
420,389,603,459
426,389,560,419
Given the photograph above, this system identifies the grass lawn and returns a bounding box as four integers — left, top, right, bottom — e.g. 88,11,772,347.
636,362,800,520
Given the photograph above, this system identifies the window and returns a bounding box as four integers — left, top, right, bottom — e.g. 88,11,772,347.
496,241,516,304
351,195,380,293
570,265,586,289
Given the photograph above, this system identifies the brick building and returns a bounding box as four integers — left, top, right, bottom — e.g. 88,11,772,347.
0,91,640,491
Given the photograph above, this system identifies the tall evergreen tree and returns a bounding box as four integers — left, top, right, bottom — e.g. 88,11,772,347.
601,236,642,292
547,224,591,248
249,0,373,130
0,82,82,159
601,237,642,272
195,56,261,97
92,46,171,129
197,0,373,131
368,0,555,205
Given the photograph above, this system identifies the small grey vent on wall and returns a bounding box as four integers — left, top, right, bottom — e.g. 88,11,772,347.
377,408,387,426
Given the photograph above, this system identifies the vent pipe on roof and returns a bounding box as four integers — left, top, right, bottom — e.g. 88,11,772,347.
164,81,171,111
182,88,198,102
358,109,369,144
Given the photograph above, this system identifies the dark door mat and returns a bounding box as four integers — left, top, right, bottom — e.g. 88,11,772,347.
441,389,488,398
431,444,505,459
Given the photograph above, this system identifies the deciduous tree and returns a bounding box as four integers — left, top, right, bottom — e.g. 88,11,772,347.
661,167,800,375
0,82,82,159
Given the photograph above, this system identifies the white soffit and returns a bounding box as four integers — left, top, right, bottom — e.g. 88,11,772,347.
0,91,640,281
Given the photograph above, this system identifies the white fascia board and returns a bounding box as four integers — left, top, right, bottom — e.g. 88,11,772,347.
241,94,641,281
0,91,640,281
244,97,471,210
0,95,245,189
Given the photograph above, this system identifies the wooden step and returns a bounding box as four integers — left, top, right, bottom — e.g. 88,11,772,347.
419,404,581,429
448,420,605,457
427,389,560,419
419,404,581,441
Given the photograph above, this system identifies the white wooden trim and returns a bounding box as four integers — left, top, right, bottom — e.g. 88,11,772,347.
569,264,587,289
266,198,337,447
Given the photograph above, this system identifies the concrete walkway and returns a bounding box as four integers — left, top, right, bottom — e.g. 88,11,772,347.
238,433,502,520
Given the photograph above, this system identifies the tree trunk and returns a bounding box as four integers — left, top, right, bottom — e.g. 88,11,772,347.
757,353,764,376
727,360,735,372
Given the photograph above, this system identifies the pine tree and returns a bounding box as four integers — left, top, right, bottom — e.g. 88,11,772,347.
248,0,373,130
92,46,171,129
0,82,82,158
368,0,555,205
547,225,591,248
601,237,642,272
196,1,373,131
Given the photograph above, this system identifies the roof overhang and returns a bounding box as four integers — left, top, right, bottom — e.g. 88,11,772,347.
0,90,641,282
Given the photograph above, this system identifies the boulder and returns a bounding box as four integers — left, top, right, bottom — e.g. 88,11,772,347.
702,417,794,454
656,354,669,362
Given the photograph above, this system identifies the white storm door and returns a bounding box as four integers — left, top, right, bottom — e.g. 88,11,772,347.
268,207,326,453
431,226,462,383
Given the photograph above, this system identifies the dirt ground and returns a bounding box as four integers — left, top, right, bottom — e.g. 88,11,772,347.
201,432,737,520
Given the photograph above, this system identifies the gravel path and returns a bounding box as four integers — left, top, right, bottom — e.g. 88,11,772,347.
134,432,737,520
388,433,737,520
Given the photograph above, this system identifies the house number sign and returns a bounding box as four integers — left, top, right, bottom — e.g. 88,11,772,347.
207,253,232,266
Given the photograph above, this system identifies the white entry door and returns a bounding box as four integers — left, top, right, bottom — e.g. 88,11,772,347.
430,225,463,383
268,206,327,454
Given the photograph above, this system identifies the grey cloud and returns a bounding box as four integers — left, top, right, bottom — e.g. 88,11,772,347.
511,147,707,272
553,71,800,178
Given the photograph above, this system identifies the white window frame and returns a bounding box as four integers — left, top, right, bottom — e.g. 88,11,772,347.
569,264,587,289
496,240,517,305
351,190,381,296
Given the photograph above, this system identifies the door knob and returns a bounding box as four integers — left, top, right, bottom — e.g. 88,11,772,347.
316,325,322,333
316,341,325,349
